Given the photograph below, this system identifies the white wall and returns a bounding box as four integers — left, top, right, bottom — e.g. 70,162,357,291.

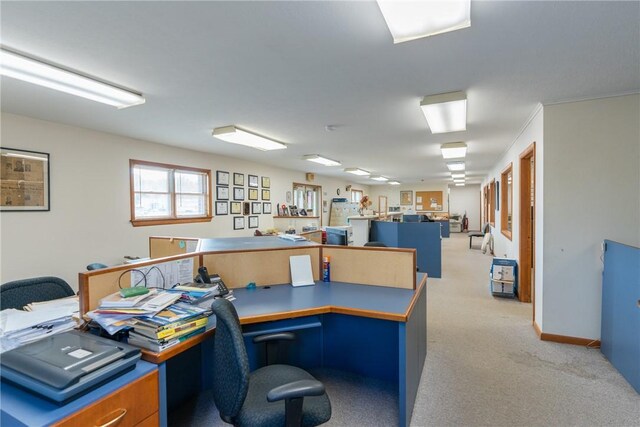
542,94,640,339
482,106,545,328
0,113,368,288
448,184,481,230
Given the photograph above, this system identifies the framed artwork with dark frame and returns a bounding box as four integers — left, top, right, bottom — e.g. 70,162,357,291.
248,216,259,229
230,201,242,215
263,202,272,214
216,186,229,200
248,188,259,200
233,187,245,201
248,174,259,188
215,201,228,215
243,202,251,216
233,216,245,230
400,190,413,206
251,202,261,214
1,147,50,212
216,170,230,186
261,189,270,200
261,176,270,188
233,172,244,186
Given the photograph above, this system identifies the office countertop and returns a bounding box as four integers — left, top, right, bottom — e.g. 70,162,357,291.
197,236,320,252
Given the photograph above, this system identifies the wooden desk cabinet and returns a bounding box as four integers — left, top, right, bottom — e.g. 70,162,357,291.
53,371,158,427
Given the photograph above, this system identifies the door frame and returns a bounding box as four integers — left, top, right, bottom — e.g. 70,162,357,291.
519,142,536,315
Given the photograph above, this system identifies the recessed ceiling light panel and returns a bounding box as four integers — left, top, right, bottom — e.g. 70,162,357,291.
376,0,471,44
370,176,389,182
441,142,468,159
304,154,341,166
421,91,467,134
446,161,465,171
451,172,465,179
344,168,370,176
388,181,401,185
212,126,286,151
0,48,145,109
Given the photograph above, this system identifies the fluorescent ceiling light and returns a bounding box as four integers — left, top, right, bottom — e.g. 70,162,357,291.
303,154,341,166
453,179,465,184
446,161,465,171
455,183,465,187
376,0,471,44
441,142,467,159
388,181,401,185
212,126,286,151
451,172,465,179
344,168,370,176
421,91,467,134
0,48,145,109
370,176,389,182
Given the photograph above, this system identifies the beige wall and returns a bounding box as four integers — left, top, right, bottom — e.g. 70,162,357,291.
0,113,369,288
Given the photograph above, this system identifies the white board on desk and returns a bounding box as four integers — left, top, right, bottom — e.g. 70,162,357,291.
289,255,315,287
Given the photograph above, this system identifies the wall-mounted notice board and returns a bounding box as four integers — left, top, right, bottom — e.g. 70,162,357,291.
415,191,443,211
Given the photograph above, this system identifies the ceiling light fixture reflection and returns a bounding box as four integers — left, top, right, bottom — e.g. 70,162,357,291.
421,91,467,134
344,168,370,176
446,161,465,171
0,48,145,108
303,154,341,166
441,142,468,159
212,126,286,151
376,0,471,44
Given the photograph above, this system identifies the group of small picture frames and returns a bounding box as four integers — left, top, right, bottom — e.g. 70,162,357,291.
214,171,271,230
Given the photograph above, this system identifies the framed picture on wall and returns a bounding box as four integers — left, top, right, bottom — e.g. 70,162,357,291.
233,172,244,186
251,202,261,214
400,190,413,205
248,174,259,188
263,202,272,214
216,186,229,200
215,201,228,215
233,187,245,201
230,201,242,214
248,188,259,200
243,202,251,215
261,189,270,200
248,216,259,229
261,176,270,188
233,216,245,230
216,170,230,186
0,147,50,212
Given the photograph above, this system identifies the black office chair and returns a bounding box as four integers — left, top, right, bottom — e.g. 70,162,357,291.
364,241,387,247
211,298,331,427
86,263,108,271
0,276,75,311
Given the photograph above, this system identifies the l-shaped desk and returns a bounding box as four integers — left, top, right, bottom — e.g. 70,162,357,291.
1,237,427,427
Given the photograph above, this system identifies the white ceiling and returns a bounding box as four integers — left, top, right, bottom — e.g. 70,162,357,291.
1,1,638,185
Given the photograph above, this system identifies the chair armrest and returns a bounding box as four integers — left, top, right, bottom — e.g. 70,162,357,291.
266,379,325,402
252,331,295,344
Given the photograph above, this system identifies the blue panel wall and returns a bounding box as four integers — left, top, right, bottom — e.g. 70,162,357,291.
601,240,640,393
369,220,400,247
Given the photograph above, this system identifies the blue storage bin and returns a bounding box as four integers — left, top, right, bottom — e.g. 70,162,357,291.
490,258,518,298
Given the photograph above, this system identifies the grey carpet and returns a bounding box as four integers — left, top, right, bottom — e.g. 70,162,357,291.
410,233,640,427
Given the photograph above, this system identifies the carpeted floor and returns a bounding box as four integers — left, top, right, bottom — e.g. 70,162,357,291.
170,233,639,426
410,233,640,426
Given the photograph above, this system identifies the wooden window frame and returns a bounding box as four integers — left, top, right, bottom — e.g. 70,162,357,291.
130,159,212,227
351,189,364,203
500,163,513,240
489,180,495,226
483,185,489,224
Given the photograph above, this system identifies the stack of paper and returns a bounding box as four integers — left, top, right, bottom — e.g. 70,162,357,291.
278,233,307,242
0,305,78,353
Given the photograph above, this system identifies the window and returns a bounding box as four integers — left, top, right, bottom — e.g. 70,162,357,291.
501,163,513,239
292,183,321,222
489,180,495,225
351,189,363,203
130,160,212,226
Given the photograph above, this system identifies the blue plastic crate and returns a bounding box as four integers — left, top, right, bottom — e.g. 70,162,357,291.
490,258,518,298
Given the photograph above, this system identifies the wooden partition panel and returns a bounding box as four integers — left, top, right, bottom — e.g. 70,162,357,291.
79,253,200,315
202,247,321,288
149,236,199,259
299,230,323,243
322,246,416,289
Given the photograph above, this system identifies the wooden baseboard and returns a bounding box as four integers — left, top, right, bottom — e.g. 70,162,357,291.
540,332,600,348
533,321,542,337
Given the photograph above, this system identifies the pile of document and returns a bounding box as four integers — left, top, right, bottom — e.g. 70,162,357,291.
0,296,79,353
278,233,307,242
125,304,209,352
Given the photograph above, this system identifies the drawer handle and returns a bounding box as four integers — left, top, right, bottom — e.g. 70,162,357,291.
95,408,127,427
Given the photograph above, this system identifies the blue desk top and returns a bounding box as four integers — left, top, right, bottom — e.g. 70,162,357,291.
231,273,427,323
197,236,320,252
0,360,157,427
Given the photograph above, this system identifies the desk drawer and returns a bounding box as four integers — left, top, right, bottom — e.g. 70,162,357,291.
53,370,158,427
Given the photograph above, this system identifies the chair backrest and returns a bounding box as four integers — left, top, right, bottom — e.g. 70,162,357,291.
210,298,251,422
364,241,387,247
86,263,108,271
0,276,75,310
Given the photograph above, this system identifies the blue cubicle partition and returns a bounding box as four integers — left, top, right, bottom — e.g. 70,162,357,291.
601,240,640,393
402,215,449,237
370,221,442,278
